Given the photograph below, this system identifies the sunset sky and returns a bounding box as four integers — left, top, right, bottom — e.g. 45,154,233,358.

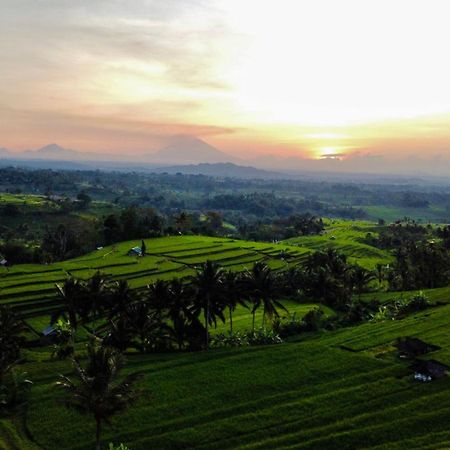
2,0,450,168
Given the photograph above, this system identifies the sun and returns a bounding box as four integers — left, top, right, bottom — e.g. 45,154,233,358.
317,146,342,159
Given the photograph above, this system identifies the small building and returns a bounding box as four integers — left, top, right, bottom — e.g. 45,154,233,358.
411,359,449,382
394,337,440,359
0,258,8,266
42,325,56,337
127,246,142,257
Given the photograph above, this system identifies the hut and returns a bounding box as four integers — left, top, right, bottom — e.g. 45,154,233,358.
394,337,440,359
127,246,142,257
411,359,449,382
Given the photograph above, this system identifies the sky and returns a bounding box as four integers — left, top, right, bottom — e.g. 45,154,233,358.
2,0,450,171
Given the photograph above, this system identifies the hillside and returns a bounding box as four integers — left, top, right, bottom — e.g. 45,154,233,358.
0,228,390,320
12,299,450,450
4,224,450,449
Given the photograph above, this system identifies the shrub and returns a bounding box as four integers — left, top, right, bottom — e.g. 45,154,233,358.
247,328,283,346
211,332,249,348
108,444,129,450
302,308,326,332
273,313,304,338
402,292,429,313
0,369,32,412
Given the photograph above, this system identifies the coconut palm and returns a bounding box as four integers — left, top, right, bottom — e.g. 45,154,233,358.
190,260,226,349
351,266,376,299
55,277,87,330
146,279,171,319
167,279,194,350
244,262,287,329
57,342,141,450
84,272,109,320
0,306,25,382
223,271,247,335
106,280,137,322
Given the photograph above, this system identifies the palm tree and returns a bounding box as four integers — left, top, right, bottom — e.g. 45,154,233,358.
351,266,376,300
146,279,171,319
84,272,109,322
167,279,194,350
0,306,25,383
375,263,384,285
190,261,226,349
106,280,137,322
244,262,287,330
55,277,87,330
223,271,246,335
57,342,141,450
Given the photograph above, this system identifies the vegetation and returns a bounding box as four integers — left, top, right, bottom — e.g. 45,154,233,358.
4,166,450,448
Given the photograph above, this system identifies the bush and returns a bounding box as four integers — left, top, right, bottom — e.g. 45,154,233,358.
247,328,283,346
302,308,326,332
211,332,249,348
211,329,283,348
402,292,429,313
370,293,429,322
108,444,129,450
0,369,33,412
273,313,304,338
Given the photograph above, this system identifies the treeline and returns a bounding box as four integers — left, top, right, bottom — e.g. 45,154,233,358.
367,221,450,290
0,207,328,263
48,249,377,357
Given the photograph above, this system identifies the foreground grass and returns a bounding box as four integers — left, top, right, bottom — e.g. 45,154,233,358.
19,301,450,450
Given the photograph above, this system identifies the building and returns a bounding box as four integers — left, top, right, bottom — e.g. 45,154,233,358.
394,337,440,359
127,246,142,257
411,359,449,382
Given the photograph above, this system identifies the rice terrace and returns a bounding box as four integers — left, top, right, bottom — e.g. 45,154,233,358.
4,1,450,449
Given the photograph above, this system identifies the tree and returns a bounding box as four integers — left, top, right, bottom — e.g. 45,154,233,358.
375,263,384,285
57,342,141,450
84,272,109,329
190,261,226,349
0,306,25,383
350,266,375,299
55,277,87,330
77,191,92,209
141,240,147,257
223,271,246,335
167,279,194,350
106,280,137,322
244,262,286,329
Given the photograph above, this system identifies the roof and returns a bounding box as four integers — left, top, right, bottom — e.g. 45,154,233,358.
411,359,449,377
128,247,142,254
42,325,56,336
395,337,440,357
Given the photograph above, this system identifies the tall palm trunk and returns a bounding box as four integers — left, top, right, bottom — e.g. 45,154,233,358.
252,309,256,333
229,307,233,335
205,295,210,350
95,416,102,450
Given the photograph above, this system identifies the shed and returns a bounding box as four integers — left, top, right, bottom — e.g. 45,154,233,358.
411,359,449,381
42,325,56,337
394,337,440,359
127,246,142,257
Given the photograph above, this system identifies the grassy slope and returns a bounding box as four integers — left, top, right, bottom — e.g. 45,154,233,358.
4,221,450,449
284,219,392,269
0,193,118,241
1,224,390,320
361,204,449,223
20,301,450,450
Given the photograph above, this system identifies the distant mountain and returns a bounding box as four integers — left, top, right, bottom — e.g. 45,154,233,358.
21,143,82,160
153,162,286,179
147,136,239,164
0,148,11,158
